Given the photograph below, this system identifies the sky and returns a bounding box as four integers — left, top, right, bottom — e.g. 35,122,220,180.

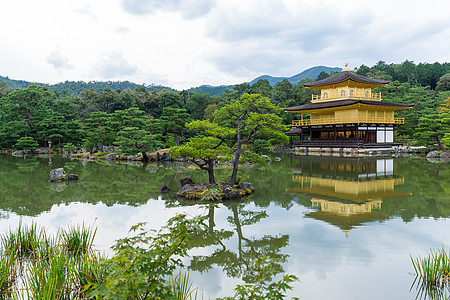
1,0,449,90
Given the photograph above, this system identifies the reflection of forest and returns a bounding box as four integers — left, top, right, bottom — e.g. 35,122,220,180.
0,155,184,216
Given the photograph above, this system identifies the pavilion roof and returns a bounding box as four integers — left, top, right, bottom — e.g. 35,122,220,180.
284,127,303,135
304,70,390,88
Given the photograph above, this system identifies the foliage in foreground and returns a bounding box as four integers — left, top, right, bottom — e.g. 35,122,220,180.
1,214,299,299
411,248,450,299
86,214,207,299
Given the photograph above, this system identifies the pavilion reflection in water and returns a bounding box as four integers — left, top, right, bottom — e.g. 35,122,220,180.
287,156,410,237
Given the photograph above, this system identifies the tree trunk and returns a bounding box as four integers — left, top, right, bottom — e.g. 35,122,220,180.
435,135,447,151
207,160,215,184
174,133,180,146
141,151,149,161
229,119,242,186
24,105,33,130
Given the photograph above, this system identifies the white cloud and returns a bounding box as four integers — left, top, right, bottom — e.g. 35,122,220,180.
0,0,449,89
120,0,216,19
46,51,73,70
93,51,138,79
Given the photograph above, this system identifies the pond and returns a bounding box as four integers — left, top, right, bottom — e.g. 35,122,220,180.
0,153,449,299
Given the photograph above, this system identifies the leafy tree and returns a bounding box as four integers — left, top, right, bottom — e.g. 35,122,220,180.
316,71,330,81
185,92,212,120
15,136,39,151
214,94,288,185
169,120,234,184
250,79,272,97
436,73,450,91
82,112,115,152
0,81,12,97
158,90,182,113
414,112,449,150
152,107,191,146
252,139,271,154
108,108,163,159
115,126,163,160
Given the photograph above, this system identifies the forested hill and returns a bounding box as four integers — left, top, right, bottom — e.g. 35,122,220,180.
0,76,175,95
1,65,340,97
249,66,342,86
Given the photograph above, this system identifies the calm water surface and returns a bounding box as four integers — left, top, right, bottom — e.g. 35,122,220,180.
0,153,449,299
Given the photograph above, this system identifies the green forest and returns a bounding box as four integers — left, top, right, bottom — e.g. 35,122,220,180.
1,60,450,153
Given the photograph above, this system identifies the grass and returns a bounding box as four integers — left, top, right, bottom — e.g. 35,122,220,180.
169,270,199,300
411,248,450,299
0,250,16,297
0,221,200,299
0,221,101,299
60,223,96,255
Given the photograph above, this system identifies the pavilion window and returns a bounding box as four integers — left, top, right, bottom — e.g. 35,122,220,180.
341,90,346,97
365,91,369,97
350,89,354,96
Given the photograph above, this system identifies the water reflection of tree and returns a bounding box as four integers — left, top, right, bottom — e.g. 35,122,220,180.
189,203,289,283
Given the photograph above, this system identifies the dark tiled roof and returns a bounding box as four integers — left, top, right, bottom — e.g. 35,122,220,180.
304,71,390,87
284,99,414,112
285,127,303,135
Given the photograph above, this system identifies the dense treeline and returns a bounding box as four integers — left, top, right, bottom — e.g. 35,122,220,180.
0,75,174,95
0,60,449,151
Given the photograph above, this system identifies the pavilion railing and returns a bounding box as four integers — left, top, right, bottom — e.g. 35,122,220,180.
311,92,382,102
292,117,405,126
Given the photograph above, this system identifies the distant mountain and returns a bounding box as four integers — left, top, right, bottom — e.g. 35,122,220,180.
187,66,342,96
0,76,174,95
249,66,342,86
0,76,45,89
49,81,175,95
1,65,341,96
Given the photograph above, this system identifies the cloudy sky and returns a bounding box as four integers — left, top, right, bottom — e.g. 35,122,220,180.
1,0,449,90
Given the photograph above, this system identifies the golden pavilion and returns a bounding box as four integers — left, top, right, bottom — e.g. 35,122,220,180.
284,68,414,148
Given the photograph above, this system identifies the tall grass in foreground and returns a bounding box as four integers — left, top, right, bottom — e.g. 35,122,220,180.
0,221,103,299
60,224,97,255
0,220,201,300
169,270,199,300
411,248,450,299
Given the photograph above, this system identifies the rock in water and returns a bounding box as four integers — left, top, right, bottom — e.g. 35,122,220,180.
160,185,170,193
161,151,171,161
220,185,241,199
180,177,195,187
426,151,439,158
440,151,450,162
49,168,66,182
103,153,116,160
260,154,271,162
239,182,255,192
67,174,79,181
